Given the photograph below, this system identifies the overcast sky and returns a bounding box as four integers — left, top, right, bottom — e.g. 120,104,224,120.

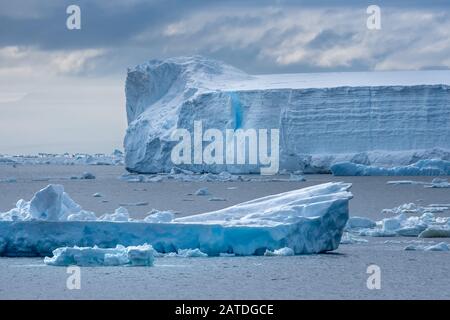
1,0,449,154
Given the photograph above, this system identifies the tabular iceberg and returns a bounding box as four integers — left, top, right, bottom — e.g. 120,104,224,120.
124,56,450,174
0,182,352,257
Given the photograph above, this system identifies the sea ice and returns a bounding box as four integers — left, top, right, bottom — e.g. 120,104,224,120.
404,242,450,251
264,247,295,256
195,188,210,196
44,244,156,266
346,203,450,238
0,182,352,256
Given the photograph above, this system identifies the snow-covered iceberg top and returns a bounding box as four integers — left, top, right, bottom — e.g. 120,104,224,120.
0,182,352,256
124,55,450,174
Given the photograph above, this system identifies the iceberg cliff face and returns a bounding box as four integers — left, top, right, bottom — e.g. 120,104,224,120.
124,56,450,173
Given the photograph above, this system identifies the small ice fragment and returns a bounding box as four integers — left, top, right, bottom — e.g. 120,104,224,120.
208,197,227,202
92,193,102,198
195,188,210,196
264,247,295,256
81,172,96,180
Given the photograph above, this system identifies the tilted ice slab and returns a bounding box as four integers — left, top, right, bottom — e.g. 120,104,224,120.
124,55,450,174
0,182,352,257
331,159,450,176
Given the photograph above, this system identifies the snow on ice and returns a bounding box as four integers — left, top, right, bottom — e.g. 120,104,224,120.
0,182,352,257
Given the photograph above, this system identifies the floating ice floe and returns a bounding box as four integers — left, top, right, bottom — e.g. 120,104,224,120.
426,178,450,188
0,177,17,183
340,232,368,244
346,203,450,238
331,159,450,176
264,247,295,256
164,248,208,258
0,182,352,257
404,242,450,251
44,244,156,266
387,178,450,188
195,187,210,196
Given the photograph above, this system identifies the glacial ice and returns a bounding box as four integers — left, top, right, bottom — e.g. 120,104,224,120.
346,203,450,238
124,56,450,174
44,244,156,266
0,182,352,257
331,159,450,176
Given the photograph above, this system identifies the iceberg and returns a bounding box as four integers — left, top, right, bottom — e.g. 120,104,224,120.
124,56,450,174
0,182,352,257
331,159,450,176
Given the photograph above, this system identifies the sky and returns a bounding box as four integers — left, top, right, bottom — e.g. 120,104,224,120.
1,0,449,154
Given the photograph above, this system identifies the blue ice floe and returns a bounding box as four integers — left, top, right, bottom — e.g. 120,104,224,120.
44,244,156,266
0,182,352,257
331,159,450,176
345,203,450,238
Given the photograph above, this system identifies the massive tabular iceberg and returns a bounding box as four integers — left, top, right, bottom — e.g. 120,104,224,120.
124,56,450,174
0,182,352,257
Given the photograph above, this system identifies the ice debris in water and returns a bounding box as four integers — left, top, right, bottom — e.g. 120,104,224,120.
81,172,96,180
426,178,450,188
92,193,102,198
165,248,208,258
44,244,156,266
346,203,450,238
0,177,17,183
404,242,450,251
0,182,352,257
264,247,295,256
195,187,210,196
340,232,368,244
331,159,450,176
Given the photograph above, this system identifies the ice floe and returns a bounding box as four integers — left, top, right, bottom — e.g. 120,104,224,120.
404,242,450,251
0,182,352,257
346,203,450,238
44,244,156,266
264,247,295,256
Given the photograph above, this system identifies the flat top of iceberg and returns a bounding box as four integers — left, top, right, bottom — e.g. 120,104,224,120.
131,56,450,93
